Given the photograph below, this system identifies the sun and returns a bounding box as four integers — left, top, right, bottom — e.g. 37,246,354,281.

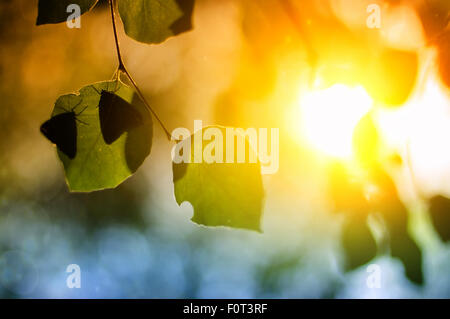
298,84,374,159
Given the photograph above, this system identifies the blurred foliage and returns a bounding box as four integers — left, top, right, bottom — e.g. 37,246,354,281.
214,0,450,286
341,213,377,271
429,195,450,243
42,175,150,229
416,0,450,88
370,167,424,285
362,49,418,106
352,112,380,168
329,162,424,285
328,114,425,285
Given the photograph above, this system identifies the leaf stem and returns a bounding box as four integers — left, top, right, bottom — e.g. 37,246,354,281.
108,0,172,140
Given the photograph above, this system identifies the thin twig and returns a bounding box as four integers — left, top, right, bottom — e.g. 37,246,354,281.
108,0,172,140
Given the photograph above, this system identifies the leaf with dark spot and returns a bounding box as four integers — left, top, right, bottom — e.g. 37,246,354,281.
41,80,152,192
40,112,78,159
99,91,144,145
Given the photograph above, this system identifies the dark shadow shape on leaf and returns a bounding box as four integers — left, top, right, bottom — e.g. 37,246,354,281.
40,112,77,159
99,91,143,145
125,94,153,173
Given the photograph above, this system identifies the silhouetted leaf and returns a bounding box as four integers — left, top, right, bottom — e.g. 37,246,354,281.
172,126,264,231
118,0,195,44
44,80,152,192
36,0,98,25
256,255,302,294
352,112,380,168
390,228,424,285
370,168,424,285
364,49,418,106
341,214,377,271
429,195,450,242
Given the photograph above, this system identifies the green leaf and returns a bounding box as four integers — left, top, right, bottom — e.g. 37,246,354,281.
370,168,424,285
172,126,264,231
36,0,98,25
341,214,377,271
118,0,195,44
390,228,424,285
48,80,152,192
429,195,450,243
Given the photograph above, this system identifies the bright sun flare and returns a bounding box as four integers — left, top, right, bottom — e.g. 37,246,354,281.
299,84,373,159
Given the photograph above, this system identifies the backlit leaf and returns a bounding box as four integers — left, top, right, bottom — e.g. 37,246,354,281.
44,80,152,192
172,126,264,231
370,168,424,285
118,0,195,44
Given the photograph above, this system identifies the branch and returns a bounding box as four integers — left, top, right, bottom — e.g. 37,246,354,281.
108,0,172,140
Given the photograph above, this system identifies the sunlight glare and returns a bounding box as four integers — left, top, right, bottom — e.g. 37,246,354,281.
299,84,373,159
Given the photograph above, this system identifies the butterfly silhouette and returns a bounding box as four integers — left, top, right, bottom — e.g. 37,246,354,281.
96,88,143,145
40,102,88,159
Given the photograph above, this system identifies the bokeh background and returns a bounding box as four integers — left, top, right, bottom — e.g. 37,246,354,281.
0,0,449,298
